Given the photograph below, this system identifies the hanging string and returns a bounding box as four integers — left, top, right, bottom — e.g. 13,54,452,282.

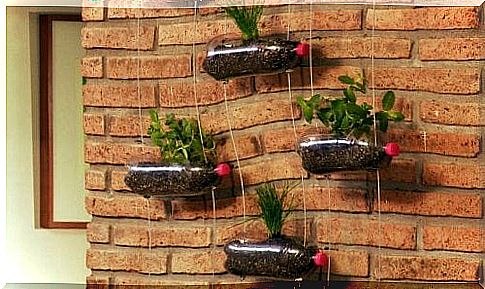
325,175,332,285
211,187,217,282
222,13,247,236
136,0,144,144
370,0,382,282
192,0,208,163
284,3,308,247
223,83,247,236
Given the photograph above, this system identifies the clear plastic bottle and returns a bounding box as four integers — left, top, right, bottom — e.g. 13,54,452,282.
224,237,327,279
297,134,400,174
203,35,309,81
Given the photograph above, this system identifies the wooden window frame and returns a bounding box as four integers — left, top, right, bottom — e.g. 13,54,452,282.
39,14,86,229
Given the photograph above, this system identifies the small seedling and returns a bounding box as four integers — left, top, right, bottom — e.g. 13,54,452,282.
296,75,404,140
225,5,263,41
147,110,216,165
256,182,298,239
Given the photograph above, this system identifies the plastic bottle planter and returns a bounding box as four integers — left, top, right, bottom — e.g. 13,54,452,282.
297,134,400,175
124,163,231,198
203,37,310,81
224,237,327,279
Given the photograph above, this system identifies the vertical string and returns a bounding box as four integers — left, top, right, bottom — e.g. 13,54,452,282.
370,0,382,282
192,0,207,163
136,1,144,144
325,175,331,285
223,82,247,236
211,187,217,282
222,11,247,237
285,3,307,247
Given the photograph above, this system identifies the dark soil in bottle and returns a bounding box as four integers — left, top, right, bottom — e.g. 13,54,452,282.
203,38,301,81
224,237,316,279
299,139,391,174
124,163,219,198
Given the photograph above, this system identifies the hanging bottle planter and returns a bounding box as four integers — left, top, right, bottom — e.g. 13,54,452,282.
203,6,309,81
296,75,405,174
124,110,231,198
224,183,328,279
203,37,309,81
225,237,327,279
124,162,230,198
297,135,400,174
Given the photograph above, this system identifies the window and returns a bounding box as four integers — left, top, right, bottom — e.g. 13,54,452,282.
39,14,89,228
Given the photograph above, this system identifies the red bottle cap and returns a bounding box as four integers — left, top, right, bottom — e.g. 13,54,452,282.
295,42,310,57
215,163,232,177
384,143,400,157
313,250,328,267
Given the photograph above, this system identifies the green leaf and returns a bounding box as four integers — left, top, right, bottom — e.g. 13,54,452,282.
387,111,405,122
338,75,355,85
382,91,395,111
376,111,389,132
343,87,356,103
82,77,87,85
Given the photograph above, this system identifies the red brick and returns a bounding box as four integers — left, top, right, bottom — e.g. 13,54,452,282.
239,154,307,186
256,66,362,93
281,219,313,240
316,37,411,59
328,250,369,277
366,7,479,30
172,195,260,220
376,190,482,218
108,115,150,137
81,26,155,50
215,220,267,245
85,142,160,165
86,274,109,289
378,158,417,183
87,222,110,243
81,56,103,78
374,255,479,281
86,248,168,274
316,217,416,249
158,10,361,45
420,38,485,60
171,250,226,274
386,129,480,157
423,162,484,189
106,55,191,79
263,126,328,153
82,7,104,21
291,187,369,213
367,67,480,94
159,77,252,108
111,170,130,191
85,169,106,190
83,84,156,108
113,223,211,248
423,225,483,253
85,194,165,220
200,97,302,135
420,100,483,126
216,134,262,162
84,113,105,135
107,5,193,19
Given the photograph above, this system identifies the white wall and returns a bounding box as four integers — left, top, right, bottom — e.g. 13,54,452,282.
6,6,89,284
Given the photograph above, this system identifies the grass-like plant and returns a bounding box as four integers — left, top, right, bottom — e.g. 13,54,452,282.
147,110,216,165
225,5,263,41
296,75,405,140
256,182,298,239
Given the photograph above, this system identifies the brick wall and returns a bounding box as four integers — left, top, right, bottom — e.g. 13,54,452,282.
82,4,484,286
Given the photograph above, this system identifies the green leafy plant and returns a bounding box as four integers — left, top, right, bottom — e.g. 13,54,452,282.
296,75,405,140
256,182,298,239
147,110,216,165
225,5,263,41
